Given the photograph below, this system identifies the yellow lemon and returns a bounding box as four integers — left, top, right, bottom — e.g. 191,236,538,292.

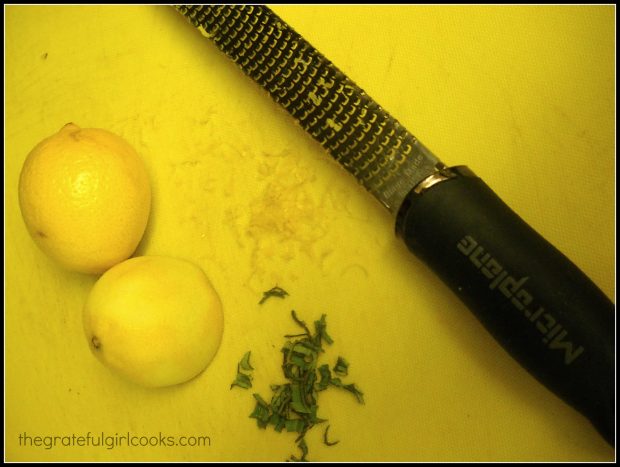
83,256,224,388
18,123,151,274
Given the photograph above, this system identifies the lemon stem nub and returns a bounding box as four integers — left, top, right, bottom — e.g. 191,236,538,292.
91,336,101,350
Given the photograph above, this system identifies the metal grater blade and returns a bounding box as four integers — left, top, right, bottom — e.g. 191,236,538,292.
176,4,444,214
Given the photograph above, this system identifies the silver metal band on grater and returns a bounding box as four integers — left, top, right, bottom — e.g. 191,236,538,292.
175,4,443,214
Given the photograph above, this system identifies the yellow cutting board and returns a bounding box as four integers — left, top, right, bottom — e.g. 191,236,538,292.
5,5,615,462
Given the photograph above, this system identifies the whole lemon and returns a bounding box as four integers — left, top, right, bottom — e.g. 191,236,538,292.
83,256,224,388
18,123,151,274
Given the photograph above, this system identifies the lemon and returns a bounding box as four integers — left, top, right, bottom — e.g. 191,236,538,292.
83,256,224,388
18,123,151,274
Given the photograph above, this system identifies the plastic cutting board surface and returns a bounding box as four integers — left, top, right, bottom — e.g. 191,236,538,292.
5,5,615,462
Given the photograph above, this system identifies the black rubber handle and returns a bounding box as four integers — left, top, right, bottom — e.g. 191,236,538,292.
395,167,614,445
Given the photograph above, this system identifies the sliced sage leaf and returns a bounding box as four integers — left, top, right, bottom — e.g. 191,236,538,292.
329,377,343,388
333,356,349,376
230,372,252,390
259,286,289,304
250,401,271,429
316,364,331,391
239,351,254,371
253,393,270,408
296,437,309,461
343,383,365,404
285,418,305,433
291,309,311,336
290,384,312,414
284,332,311,338
323,425,340,446
313,314,333,346
231,351,255,390
242,307,364,461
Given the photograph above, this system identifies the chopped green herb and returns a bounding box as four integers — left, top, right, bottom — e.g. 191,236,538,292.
290,309,311,337
323,425,340,446
290,383,312,414
289,437,309,462
316,364,332,391
241,307,363,461
230,372,252,390
249,399,271,428
239,351,254,371
329,377,342,387
253,393,270,408
284,333,311,339
259,286,289,304
271,413,286,432
333,356,349,376
285,418,306,433
343,383,365,404
313,314,333,346
231,352,254,390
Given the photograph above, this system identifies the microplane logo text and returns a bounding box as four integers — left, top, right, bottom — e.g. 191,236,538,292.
456,235,584,365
